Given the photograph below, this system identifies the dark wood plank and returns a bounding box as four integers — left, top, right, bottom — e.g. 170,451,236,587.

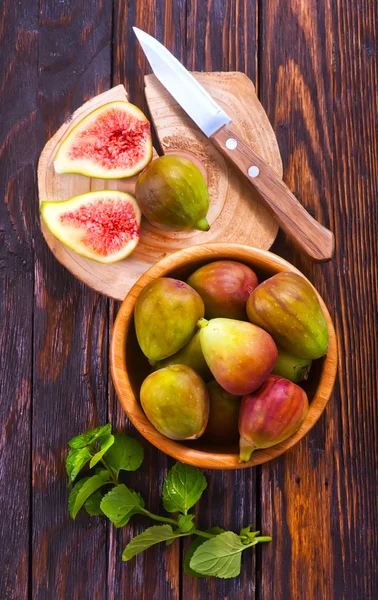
0,2,39,597
108,2,185,599
259,1,378,599
32,2,113,599
182,2,259,599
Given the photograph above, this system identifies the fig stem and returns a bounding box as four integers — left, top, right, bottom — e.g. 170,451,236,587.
195,217,210,232
196,318,208,329
239,437,256,463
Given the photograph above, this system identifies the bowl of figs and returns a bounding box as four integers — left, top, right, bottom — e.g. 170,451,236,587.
111,243,337,469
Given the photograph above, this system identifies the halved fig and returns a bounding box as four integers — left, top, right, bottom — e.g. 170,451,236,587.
41,190,141,264
54,101,152,179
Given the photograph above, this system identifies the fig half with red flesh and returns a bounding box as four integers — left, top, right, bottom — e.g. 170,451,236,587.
54,101,152,179
41,190,141,264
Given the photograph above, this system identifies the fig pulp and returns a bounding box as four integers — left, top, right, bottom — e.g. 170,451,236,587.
199,318,278,395
247,272,329,360
187,260,258,320
140,365,209,440
135,155,210,231
41,190,141,263
272,347,312,383
153,331,212,380
54,101,152,178
239,375,309,462
134,277,204,362
204,380,240,444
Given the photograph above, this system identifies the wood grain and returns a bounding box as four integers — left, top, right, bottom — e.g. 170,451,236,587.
37,72,281,301
31,2,112,599
260,1,378,599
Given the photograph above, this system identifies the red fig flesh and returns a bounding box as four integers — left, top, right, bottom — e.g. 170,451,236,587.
239,375,309,462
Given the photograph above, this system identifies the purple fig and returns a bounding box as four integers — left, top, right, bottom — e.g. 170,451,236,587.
198,318,278,396
239,375,309,462
140,365,209,441
134,277,204,362
203,380,241,444
247,272,328,360
187,260,258,320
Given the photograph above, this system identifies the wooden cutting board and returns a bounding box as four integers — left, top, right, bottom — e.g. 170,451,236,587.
38,72,282,301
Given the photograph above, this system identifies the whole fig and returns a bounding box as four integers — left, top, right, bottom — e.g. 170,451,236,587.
187,260,258,320
204,380,240,444
153,331,212,381
272,347,312,383
199,318,278,395
135,277,204,362
239,375,309,462
135,155,210,231
140,365,209,440
247,272,328,360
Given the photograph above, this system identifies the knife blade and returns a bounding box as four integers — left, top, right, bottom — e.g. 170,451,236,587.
134,28,334,262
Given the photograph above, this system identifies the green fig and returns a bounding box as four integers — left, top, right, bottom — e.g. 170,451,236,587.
135,155,210,231
140,365,209,440
198,318,278,395
204,380,241,444
153,331,212,380
272,347,312,383
134,277,204,362
247,272,329,360
187,260,258,320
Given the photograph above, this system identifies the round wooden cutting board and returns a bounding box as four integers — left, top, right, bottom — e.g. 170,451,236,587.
37,73,282,301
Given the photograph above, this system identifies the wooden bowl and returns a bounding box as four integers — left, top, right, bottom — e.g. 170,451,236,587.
110,243,337,469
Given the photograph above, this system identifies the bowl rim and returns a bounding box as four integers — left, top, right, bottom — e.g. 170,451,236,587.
110,243,338,470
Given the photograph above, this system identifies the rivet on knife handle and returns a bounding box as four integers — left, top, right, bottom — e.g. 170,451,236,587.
211,124,335,262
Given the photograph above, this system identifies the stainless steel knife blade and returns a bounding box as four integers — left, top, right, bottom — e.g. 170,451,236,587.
133,27,232,136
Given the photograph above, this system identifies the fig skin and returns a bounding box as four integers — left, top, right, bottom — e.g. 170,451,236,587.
140,365,209,441
203,380,241,444
153,331,212,381
135,278,204,362
272,347,312,383
247,272,329,360
135,155,210,232
199,318,278,396
239,375,309,462
187,260,258,320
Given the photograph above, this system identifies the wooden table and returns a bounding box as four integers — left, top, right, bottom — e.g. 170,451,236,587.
1,1,377,598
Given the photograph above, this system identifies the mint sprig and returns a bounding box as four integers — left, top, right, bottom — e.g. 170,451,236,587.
66,424,271,579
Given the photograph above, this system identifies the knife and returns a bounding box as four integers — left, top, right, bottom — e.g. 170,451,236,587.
134,27,334,262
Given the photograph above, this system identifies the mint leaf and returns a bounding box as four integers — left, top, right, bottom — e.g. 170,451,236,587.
239,525,260,545
84,490,105,516
103,433,144,474
66,447,92,482
100,484,145,528
177,514,195,533
68,477,91,517
162,462,207,515
184,528,225,577
89,434,115,469
190,531,247,579
122,525,181,561
68,423,112,449
68,470,111,519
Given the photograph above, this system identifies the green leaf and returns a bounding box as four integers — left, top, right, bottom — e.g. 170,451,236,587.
68,477,91,517
100,484,145,528
68,423,112,449
103,433,144,474
89,434,115,469
122,525,181,561
190,531,249,579
68,470,111,519
66,447,92,482
84,490,105,516
184,528,225,577
177,514,195,533
162,462,207,515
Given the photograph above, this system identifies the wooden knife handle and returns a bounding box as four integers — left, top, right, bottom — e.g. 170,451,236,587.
210,124,335,262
